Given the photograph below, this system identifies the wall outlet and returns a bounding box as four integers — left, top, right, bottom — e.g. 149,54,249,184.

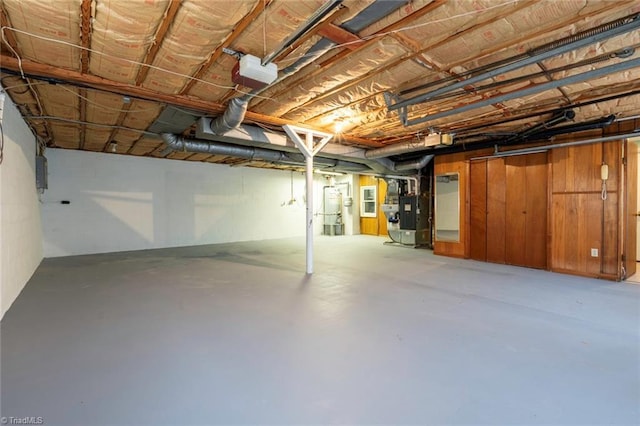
591,248,599,257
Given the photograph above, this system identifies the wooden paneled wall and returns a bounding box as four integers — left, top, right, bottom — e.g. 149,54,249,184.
359,176,388,236
435,135,637,281
470,153,547,269
550,142,622,279
549,142,621,278
625,141,638,277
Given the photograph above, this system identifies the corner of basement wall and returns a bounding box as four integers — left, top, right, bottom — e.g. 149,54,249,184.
0,93,44,320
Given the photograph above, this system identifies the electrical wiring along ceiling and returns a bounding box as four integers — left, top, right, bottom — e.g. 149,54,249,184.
0,0,639,169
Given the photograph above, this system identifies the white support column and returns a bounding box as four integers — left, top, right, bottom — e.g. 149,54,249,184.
283,125,333,275
305,133,314,274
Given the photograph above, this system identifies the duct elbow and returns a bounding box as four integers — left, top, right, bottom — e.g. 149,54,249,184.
161,133,184,150
210,98,249,135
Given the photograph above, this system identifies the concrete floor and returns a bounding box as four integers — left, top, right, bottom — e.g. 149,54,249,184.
2,235,639,425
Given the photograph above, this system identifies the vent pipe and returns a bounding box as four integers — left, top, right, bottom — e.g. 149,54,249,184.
365,134,451,159
394,155,434,172
162,133,287,162
160,133,372,173
504,110,575,143
209,97,249,135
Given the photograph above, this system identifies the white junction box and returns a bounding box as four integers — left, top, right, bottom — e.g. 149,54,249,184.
232,54,278,89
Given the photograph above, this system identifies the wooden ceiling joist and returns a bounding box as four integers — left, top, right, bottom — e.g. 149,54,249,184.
269,4,352,64
179,0,274,95
78,88,87,149
0,54,226,113
135,0,183,86
290,0,627,134
279,0,535,120
0,54,382,148
80,0,92,74
1,0,637,158
446,0,636,74
317,23,363,51
251,0,448,110
105,103,133,153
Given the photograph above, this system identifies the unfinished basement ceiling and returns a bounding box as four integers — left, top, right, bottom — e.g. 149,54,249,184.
1,0,639,167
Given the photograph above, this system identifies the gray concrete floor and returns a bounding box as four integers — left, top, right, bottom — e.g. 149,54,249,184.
2,235,639,425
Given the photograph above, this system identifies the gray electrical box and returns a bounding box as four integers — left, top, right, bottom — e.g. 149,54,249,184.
36,155,48,191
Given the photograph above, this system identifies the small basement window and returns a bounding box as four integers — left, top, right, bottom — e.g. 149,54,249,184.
360,185,377,217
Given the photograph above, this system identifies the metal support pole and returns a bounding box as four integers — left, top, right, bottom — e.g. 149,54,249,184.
305,133,314,274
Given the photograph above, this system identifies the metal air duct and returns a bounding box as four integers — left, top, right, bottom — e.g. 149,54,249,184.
394,155,434,172
161,133,372,173
199,0,413,162
162,133,288,162
365,134,452,159
209,97,248,135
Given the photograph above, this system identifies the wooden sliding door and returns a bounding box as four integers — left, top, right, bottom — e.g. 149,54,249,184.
505,153,547,269
469,160,487,260
469,153,547,269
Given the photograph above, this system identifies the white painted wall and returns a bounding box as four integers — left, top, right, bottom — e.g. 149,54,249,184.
41,149,334,257
0,93,43,319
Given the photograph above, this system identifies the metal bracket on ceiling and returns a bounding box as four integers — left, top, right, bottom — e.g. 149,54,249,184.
222,47,243,60
383,92,407,126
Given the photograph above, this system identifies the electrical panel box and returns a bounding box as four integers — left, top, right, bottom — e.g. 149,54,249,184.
399,196,416,230
36,155,48,191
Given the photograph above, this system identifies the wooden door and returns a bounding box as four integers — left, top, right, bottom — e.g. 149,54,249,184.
625,140,638,277
469,160,487,261
358,176,387,236
469,158,508,263
505,153,547,269
377,179,388,236
524,153,548,269
505,155,528,266
486,158,507,263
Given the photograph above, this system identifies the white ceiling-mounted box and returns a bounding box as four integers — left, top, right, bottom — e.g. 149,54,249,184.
232,54,278,89
424,133,454,147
